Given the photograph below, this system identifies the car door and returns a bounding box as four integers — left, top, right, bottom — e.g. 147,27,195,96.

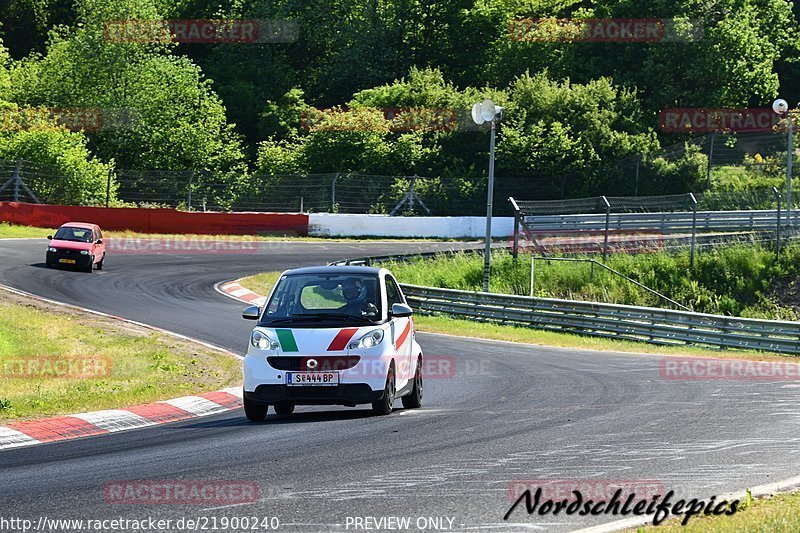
94,227,105,261
386,275,413,389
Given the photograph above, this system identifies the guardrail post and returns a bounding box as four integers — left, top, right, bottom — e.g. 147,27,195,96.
601,196,611,263
530,256,535,297
773,186,782,253
509,197,520,259
689,193,698,269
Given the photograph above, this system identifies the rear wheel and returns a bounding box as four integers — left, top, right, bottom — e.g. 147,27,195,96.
243,395,268,421
273,401,295,415
372,367,395,416
401,357,423,409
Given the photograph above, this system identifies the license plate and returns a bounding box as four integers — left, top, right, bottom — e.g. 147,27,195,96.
59,259,76,264
287,372,338,386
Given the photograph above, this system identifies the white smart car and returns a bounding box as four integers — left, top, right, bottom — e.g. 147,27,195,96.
241,265,423,420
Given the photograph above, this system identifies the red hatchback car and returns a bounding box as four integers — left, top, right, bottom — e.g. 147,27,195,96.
46,222,106,272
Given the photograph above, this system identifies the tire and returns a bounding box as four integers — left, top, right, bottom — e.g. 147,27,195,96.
243,395,268,421
372,367,395,416
401,357,423,409
84,257,94,273
273,401,295,415
45,261,53,268
96,254,105,270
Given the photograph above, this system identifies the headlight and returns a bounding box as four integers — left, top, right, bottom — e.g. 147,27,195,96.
80,250,90,255
348,329,384,350
48,247,57,253
250,330,279,350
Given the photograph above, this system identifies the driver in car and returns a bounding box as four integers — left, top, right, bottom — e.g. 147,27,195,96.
340,278,378,318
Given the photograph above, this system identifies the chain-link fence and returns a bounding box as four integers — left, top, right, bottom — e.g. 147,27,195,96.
0,129,797,215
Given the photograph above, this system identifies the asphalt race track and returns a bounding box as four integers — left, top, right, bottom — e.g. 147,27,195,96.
1,238,799,532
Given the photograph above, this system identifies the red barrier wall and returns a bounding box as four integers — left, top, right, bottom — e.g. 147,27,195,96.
0,202,309,236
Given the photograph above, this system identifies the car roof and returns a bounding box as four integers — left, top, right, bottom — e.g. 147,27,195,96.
283,265,382,276
60,222,98,230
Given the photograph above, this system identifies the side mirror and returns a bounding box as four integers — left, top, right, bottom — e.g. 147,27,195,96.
47,235,53,240
242,306,260,320
391,303,413,318
96,239,103,245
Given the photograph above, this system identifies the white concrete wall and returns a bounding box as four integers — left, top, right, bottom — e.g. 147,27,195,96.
308,213,514,238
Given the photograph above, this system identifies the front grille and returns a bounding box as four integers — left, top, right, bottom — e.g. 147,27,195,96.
267,356,360,371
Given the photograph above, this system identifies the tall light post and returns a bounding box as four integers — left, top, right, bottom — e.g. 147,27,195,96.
471,99,504,292
772,98,798,221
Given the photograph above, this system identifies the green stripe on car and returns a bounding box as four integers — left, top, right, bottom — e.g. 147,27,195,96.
276,329,299,352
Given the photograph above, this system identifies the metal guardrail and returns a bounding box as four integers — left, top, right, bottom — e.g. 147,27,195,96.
330,244,800,355
401,284,800,354
521,209,798,234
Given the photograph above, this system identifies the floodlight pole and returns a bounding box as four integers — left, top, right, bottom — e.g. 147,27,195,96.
787,113,794,223
483,120,496,292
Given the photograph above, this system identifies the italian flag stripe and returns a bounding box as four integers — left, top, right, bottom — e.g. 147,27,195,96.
327,328,359,351
276,329,299,352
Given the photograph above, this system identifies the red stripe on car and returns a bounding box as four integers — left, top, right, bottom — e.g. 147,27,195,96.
395,321,411,350
327,328,359,351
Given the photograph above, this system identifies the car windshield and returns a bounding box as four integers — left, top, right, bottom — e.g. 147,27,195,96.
54,227,93,243
259,273,382,327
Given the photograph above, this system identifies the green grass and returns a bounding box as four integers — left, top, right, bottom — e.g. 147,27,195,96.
633,490,800,532
0,291,241,421
238,271,794,362
0,222,456,242
0,223,50,239
241,271,282,297
381,245,800,320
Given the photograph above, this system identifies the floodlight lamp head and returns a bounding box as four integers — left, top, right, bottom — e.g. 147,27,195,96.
773,99,789,115
471,102,485,125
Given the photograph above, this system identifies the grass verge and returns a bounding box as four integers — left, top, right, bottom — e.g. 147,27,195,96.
0,222,456,242
632,490,800,532
0,289,240,421
237,272,793,362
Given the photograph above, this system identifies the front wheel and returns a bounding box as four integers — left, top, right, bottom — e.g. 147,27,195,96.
96,253,105,270
372,367,395,416
401,357,423,409
243,395,268,421
83,257,94,273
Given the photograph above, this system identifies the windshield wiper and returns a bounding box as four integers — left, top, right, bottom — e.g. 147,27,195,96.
299,313,376,323
262,313,376,325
